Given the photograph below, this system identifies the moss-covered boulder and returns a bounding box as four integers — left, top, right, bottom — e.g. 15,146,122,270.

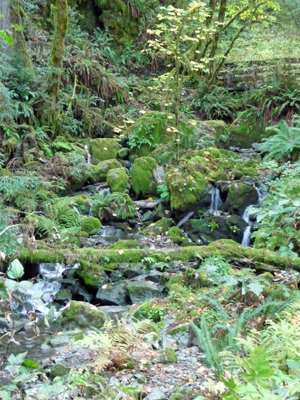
225,182,258,215
79,216,101,235
185,215,247,245
228,112,271,148
141,218,174,236
106,167,128,193
167,226,191,246
89,138,119,164
88,159,123,183
166,159,210,212
130,157,158,196
127,112,170,157
61,301,108,329
205,120,229,147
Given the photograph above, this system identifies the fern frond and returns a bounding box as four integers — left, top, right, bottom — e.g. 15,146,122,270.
191,315,223,374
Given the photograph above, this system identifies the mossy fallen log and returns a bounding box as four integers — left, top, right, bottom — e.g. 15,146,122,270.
19,240,300,284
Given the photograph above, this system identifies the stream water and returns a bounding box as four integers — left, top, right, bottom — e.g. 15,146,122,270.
210,187,222,214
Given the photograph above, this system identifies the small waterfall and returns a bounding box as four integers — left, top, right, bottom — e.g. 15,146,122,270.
210,187,222,213
72,206,81,215
241,209,252,247
25,263,78,314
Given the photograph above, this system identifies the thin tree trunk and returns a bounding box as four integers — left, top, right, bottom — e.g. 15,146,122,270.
48,0,68,104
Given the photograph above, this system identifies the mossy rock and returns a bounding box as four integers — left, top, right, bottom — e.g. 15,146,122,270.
50,364,71,379
106,167,128,193
225,182,258,214
61,301,108,329
89,138,119,164
228,112,271,148
127,112,171,157
205,120,229,146
88,159,123,183
70,194,91,215
141,218,174,236
107,240,140,249
79,216,101,235
185,215,247,244
130,157,157,196
158,347,178,364
167,226,191,246
166,159,209,212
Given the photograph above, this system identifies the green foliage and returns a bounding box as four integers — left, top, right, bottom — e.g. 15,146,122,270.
258,119,300,162
191,315,223,374
252,161,300,254
78,318,156,372
92,191,135,220
222,304,300,399
192,86,240,121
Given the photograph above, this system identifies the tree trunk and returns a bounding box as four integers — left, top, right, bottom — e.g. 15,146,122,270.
10,0,34,74
48,0,68,104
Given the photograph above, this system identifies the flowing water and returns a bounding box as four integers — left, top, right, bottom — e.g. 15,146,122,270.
241,208,252,247
210,187,222,213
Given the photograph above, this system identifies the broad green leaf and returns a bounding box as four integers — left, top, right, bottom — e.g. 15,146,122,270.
7,259,24,280
5,279,18,292
18,281,33,291
7,352,27,365
286,360,300,370
248,281,264,296
0,390,13,400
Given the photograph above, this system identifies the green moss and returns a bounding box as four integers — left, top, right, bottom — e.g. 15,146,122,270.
107,240,140,249
141,218,174,236
106,167,128,193
89,138,119,164
127,112,170,157
225,182,258,213
130,157,157,196
166,159,209,211
167,275,184,289
61,301,108,329
88,159,123,183
79,216,101,235
205,120,229,146
158,347,178,364
228,112,271,148
0,168,13,177
167,227,190,246
50,364,70,379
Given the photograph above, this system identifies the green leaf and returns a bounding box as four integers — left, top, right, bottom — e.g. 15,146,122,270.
0,390,13,400
23,359,40,369
5,279,18,292
7,352,27,366
286,360,300,370
248,281,264,296
7,259,24,280
220,376,237,390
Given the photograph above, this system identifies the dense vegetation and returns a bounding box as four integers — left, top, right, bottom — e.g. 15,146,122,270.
1,0,300,399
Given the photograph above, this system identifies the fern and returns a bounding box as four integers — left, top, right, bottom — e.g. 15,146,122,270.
191,315,223,374
78,318,154,372
258,120,300,162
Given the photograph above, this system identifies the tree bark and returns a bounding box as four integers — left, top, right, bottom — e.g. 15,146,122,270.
48,0,68,104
